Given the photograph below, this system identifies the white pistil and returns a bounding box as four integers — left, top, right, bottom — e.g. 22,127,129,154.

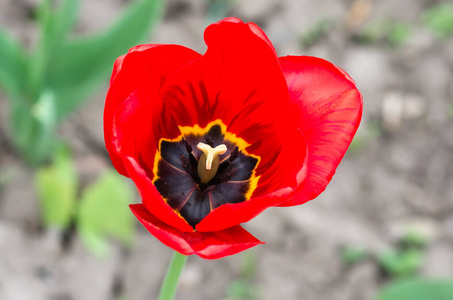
196,142,227,184
197,143,227,170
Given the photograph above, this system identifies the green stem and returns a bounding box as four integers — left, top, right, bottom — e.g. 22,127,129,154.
158,251,189,300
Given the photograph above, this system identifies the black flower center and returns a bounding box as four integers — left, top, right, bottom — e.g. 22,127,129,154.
152,121,259,228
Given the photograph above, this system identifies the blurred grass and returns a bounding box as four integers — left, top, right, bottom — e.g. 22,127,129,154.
226,251,260,300
374,278,453,300
341,246,368,266
352,18,412,48
299,18,332,49
422,2,453,38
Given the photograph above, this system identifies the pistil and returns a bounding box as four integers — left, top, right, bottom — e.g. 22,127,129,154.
197,142,227,184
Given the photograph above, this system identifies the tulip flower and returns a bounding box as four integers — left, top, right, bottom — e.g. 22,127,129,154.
104,18,362,261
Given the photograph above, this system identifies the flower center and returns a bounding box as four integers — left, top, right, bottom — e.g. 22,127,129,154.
152,121,260,228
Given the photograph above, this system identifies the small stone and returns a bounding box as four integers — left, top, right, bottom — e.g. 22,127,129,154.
382,91,404,131
404,94,425,119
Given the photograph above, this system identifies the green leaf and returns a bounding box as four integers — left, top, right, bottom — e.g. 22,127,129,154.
53,0,80,41
378,249,423,278
226,280,259,300
206,0,237,22
77,170,135,257
300,18,332,49
35,0,80,47
241,251,258,278
0,30,28,98
401,230,428,248
375,278,453,300
341,246,368,265
423,3,453,38
387,22,412,47
35,147,78,229
46,0,164,118
31,89,58,161
9,90,58,164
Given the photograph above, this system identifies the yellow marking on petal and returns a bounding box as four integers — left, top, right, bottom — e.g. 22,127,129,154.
245,175,261,201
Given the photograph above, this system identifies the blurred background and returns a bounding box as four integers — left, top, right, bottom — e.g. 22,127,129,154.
1,0,453,299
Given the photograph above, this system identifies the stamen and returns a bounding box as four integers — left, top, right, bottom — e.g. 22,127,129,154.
216,146,239,176
229,146,239,163
196,142,227,184
180,154,200,183
184,140,192,153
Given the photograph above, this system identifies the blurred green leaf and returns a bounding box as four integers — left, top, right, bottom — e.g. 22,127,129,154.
46,0,164,118
374,278,453,300
10,90,58,165
300,18,332,49
77,170,135,257
35,147,78,229
31,89,58,161
378,249,423,278
0,30,28,98
387,22,411,47
423,3,453,38
402,230,428,248
241,251,258,278
205,0,237,21
353,19,411,47
353,20,383,44
53,0,80,41
341,246,368,265
348,121,381,154
226,280,259,300
10,98,34,157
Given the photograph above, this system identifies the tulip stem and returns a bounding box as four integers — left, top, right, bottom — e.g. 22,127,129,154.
158,251,189,300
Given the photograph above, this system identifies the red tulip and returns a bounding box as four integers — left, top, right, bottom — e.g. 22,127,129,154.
104,18,362,259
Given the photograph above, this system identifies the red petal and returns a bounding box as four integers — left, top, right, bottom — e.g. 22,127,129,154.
110,54,125,85
112,90,158,178
123,156,194,232
104,45,201,176
196,187,294,232
278,56,363,207
159,18,291,180
246,22,277,57
214,18,277,56
252,126,307,197
131,204,263,259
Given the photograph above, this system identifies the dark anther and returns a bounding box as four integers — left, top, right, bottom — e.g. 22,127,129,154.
229,146,239,163
184,140,192,153
209,168,236,185
220,169,237,182
205,137,214,147
188,154,198,171
183,140,199,170
215,146,239,177
180,154,200,183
